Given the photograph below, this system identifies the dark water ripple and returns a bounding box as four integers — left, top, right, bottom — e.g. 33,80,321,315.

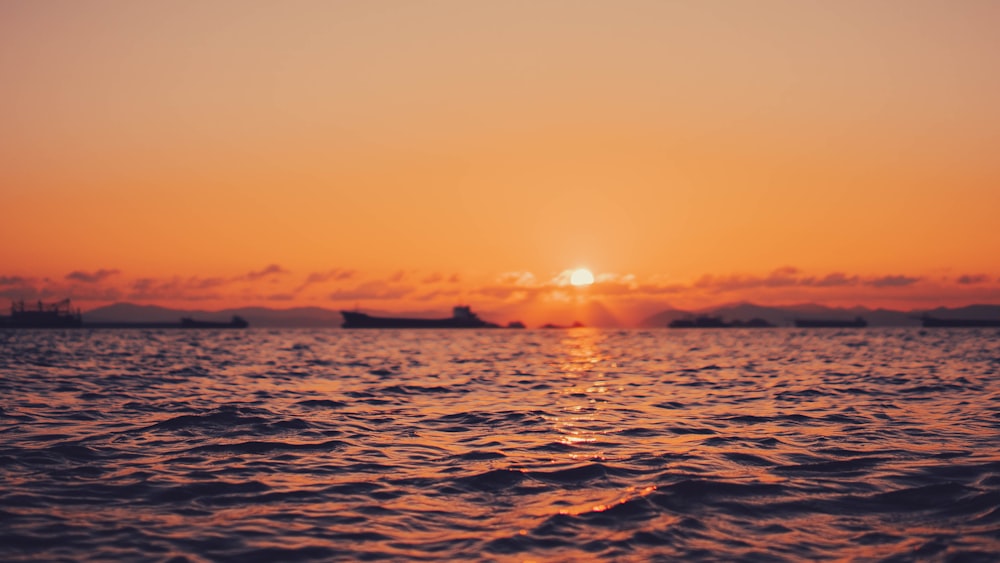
1,328,999,561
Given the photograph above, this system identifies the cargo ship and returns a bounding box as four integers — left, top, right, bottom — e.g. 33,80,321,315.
5,299,83,328
341,306,499,329
920,316,1000,328
794,317,867,328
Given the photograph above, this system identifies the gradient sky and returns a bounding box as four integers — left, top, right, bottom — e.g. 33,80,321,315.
3,1,999,325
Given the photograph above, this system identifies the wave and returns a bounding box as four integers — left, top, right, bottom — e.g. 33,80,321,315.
2,328,998,561
186,439,347,455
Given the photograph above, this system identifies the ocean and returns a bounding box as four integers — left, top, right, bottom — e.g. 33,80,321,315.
1,328,998,561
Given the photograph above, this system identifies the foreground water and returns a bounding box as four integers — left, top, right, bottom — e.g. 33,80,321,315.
1,328,998,561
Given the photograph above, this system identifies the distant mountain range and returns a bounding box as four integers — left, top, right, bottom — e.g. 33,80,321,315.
637,302,1000,328
84,303,345,328
81,302,1000,328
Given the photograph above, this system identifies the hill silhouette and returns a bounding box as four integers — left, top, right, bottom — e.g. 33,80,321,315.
83,302,1000,329
638,303,1000,328
86,303,343,328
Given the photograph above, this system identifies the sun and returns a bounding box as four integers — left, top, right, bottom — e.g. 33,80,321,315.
570,268,595,287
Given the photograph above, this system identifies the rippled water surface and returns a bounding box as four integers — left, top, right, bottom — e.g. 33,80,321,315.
2,328,999,561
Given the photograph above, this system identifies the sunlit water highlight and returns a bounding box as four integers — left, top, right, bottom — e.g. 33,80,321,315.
1,328,999,561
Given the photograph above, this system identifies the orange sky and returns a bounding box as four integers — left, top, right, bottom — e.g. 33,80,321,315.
2,1,999,325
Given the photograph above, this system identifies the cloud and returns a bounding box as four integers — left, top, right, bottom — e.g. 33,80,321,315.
475,272,564,302
192,277,228,289
10,263,987,313
243,264,289,281
0,275,29,286
0,286,41,300
586,273,640,296
811,272,860,287
1,281,121,302
296,268,357,292
956,274,989,285
414,288,462,301
550,270,575,286
477,271,648,302
130,278,157,292
329,281,415,301
687,268,931,293
70,287,124,301
127,276,223,301
768,266,801,282
694,267,803,293
123,264,291,300
475,284,542,302
633,282,687,295
866,275,921,288
496,272,537,286
65,269,120,283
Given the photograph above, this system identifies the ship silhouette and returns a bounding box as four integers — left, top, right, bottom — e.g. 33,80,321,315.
920,316,1000,328
6,299,82,328
340,306,499,329
540,321,585,329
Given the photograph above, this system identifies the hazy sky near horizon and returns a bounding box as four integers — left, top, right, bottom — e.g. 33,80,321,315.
3,1,999,322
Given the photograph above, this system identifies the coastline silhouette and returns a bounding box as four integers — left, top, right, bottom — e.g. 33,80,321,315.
793,316,868,328
668,316,775,329
2,299,248,329
5,298,1000,330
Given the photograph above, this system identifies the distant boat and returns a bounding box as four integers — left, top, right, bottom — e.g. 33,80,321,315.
341,306,499,329
794,317,867,328
6,299,83,328
668,316,775,329
920,316,1000,328
540,321,585,329
179,316,249,329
